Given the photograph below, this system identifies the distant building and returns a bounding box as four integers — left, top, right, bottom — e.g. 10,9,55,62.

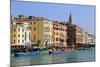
75,26,82,44
87,33,95,45
66,13,82,47
81,29,88,44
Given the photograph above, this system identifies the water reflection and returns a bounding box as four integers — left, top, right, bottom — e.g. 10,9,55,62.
11,48,95,66
66,51,77,63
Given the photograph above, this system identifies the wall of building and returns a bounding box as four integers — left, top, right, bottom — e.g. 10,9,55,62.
11,15,95,48
43,20,53,48
75,26,82,44
11,17,31,47
31,19,44,48
81,29,88,44
87,33,95,45
53,22,67,47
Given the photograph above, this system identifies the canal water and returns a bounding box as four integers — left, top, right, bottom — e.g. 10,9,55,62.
11,47,95,66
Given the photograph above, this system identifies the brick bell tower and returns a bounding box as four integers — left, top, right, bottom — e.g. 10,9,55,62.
66,13,75,47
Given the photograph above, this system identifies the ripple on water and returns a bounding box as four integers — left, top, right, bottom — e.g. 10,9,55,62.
11,47,95,66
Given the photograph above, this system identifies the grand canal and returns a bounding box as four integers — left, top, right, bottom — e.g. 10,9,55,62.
11,47,95,66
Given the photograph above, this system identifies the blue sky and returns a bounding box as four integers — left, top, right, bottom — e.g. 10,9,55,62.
11,1,95,35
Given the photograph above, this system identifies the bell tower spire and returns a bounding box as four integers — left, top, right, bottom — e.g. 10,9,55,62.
68,13,72,24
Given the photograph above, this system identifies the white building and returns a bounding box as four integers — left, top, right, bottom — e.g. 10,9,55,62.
87,33,95,45
43,19,53,47
11,18,31,47
81,29,88,44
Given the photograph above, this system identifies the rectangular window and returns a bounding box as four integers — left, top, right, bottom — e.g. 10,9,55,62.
14,34,16,37
22,40,24,43
44,27,50,32
54,32,55,35
34,27,36,31
56,25,58,26
18,28,20,31
30,22,32,24
29,33,31,41
34,21,35,24
25,32,26,41
56,28,58,30
14,28,16,32
34,35,35,42
22,34,24,37
18,39,20,43
22,29,24,32
18,34,20,37
14,40,16,43
56,32,58,35
56,38,58,41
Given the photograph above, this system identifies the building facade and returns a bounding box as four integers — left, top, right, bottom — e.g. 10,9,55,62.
11,16,31,48
75,26,82,45
53,21,67,47
81,29,88,45
43,20,53,48
11,15,95,49
87,33,95,45
66,14,82,47
30,16,53,48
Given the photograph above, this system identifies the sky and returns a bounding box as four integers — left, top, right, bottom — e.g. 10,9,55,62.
11,0,95,35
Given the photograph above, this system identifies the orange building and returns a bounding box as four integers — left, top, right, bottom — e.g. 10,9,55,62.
53,21,67,47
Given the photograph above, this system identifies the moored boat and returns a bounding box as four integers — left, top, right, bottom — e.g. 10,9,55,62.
14,50,49,57
77,47,90,50
49,51,69,55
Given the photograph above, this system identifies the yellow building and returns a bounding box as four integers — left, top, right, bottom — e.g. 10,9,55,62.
30,17,44,48
53,21,67,47
11,16,31,48
11,16,68,49
30,16,53,48
11,15,95,50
